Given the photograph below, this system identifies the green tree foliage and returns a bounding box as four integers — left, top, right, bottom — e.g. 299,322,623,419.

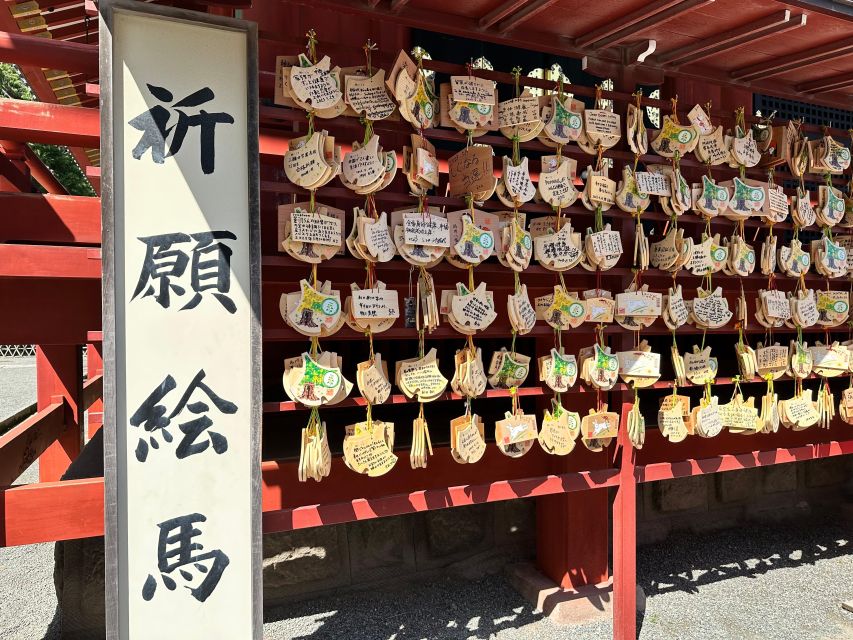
0,63,96,196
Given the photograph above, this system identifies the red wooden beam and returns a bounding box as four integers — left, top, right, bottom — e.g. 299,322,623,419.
0,244,100,279
497,0,561,34
796,71,853,94
478,0,531,29
1,477,103,547
0,31,98,76
36,345,82,483
731,35,853,81
85,343,103,439
82,374,102,412
576,0,711,49
23,144,68,194
267,468,620,531
0,192,99,244
576,0,682,47
636,440,853,483
0,402,65,487
0,99,289,157
1,458,620,546
0,98,98,147
657,11,805,66
0,147,32,192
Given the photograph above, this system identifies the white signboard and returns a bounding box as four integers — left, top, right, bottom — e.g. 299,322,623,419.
100,2,261,638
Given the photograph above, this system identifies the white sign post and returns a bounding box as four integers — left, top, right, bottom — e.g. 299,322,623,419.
99,1,261,637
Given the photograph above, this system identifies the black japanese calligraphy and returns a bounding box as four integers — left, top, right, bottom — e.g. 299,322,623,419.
132,231,237,313
142,513,230,603
129,84,233,174
130,370,236,463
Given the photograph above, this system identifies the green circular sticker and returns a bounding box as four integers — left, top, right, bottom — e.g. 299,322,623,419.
522,235,532,250
677,130,694,144
712,248,726,261
566,362,577,376
716,188,728,200
569,115,581,129
321,298,340,315
834,199,844,213
750,190,763,202
568,302,585,318
476,103,491,115
841,148,851,161
606,358,618,372
799,254,810,266
478,233,494,249
515,366,527,378
322,371,339,387
834,301,848,313
838,248,848,261
746,251,755,264
423,102,434,119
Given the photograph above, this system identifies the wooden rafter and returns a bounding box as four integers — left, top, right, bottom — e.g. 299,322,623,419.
496,0,561,34
657,10,806,66
796,71,853,94
731,35,853,81
479,0,533,29
576,0,714,49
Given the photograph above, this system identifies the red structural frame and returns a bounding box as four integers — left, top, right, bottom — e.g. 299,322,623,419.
1,5,853,640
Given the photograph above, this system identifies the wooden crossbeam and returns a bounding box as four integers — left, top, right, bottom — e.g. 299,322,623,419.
732,35,853,81
796,71,853,94
636,440,853,482
0,193,98,244
0,402,65,487
0,148,33,192
82,374,102,412
0,244,101,279
657,11,805,66
0,98,289,157
6,434,853,546
497,0,561,34
577,0,714,49
479,0,532,29
0,30,98,75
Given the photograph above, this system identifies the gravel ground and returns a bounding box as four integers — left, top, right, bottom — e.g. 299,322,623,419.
0,356,36,428
1,356,852,639
264,518,853,640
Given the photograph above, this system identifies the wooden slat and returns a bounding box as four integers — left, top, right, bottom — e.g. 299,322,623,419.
0,402,65,487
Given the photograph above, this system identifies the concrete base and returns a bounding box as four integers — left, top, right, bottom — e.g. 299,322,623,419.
507,563,645,625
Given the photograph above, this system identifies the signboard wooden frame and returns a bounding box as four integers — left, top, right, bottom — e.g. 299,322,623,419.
99,0,261,637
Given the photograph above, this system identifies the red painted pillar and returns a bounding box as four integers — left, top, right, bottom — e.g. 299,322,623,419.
86,342,103,440
36,345,82,481
612,403,638,640
537,484,610,589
